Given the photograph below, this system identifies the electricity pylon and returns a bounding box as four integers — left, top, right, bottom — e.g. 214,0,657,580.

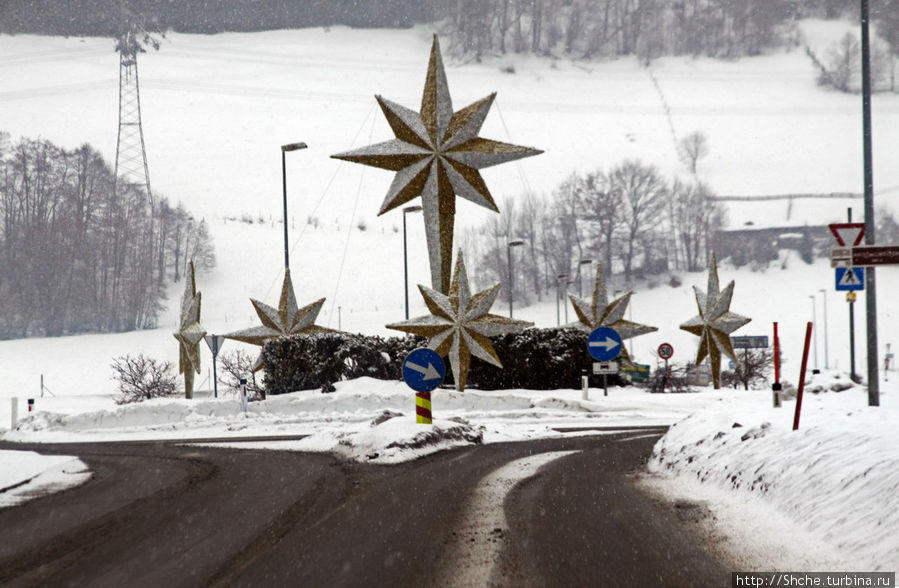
113,35,153,207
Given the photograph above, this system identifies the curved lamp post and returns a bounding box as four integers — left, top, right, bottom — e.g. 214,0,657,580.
281,142,307,270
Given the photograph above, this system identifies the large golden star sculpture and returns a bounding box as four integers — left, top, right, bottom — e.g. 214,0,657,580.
224,269,335,371
568,263,657,367
387,252,532,391
679,254,751,389
332,35,542,294
173,261,206,399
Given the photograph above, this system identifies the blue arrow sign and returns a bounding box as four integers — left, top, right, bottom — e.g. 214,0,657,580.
587,327,622,361
835,267,864,291
403,348,446,393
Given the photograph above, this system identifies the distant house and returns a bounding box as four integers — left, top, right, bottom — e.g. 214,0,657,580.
711,194,861,265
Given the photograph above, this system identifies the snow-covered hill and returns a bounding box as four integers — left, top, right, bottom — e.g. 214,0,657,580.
2,21,898,572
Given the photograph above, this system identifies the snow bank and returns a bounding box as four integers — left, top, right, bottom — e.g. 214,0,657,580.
647,372,899,571
0,450,91,508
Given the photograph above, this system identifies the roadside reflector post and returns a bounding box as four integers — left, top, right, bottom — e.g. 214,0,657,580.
239,378,248,413
793,322,814,431
415,392,432,424
773,322,782,407
11,398,18,429
581,368,588,401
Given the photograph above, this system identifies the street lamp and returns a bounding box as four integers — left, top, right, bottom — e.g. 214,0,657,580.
556,273,568,326
577,259,593,297
819,289,829,370
507,240,525,317
403,205,423,319
281,142,307,270
809,294,818,370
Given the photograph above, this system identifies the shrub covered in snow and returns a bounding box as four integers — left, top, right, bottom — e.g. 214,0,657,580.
262,328,601,394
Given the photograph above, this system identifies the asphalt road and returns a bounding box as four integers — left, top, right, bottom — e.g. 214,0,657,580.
0,430,728,587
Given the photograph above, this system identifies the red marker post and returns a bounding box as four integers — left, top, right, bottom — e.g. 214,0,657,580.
793,322,814,431
772,323,782,407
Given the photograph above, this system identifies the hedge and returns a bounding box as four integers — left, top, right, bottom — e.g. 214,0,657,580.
261,328,632,394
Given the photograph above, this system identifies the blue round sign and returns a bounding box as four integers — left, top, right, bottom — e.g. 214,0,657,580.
587,327,622,361
402,348,446,393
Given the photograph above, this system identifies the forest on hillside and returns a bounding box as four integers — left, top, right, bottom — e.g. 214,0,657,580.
0,133,215,339
1,0,897,61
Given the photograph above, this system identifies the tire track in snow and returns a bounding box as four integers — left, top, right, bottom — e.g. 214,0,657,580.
438,450,578,587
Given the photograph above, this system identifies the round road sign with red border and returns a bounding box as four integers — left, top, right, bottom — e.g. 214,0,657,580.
658,343,674,360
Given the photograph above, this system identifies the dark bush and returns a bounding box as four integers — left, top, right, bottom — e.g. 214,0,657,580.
262,333,425,395
262,328,620,394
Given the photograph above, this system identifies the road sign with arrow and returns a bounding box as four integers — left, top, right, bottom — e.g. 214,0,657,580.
587,327,622,361
402,348,446,393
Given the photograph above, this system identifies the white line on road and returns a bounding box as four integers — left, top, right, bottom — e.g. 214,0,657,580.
437,450,579,587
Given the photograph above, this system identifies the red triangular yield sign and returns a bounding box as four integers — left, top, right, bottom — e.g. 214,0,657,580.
829,223,865,246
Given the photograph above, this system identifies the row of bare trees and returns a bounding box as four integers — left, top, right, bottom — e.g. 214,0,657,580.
461,159,725,307
442,0,801,61
0,133,214,339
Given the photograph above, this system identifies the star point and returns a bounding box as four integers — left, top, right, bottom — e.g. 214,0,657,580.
173,261,206,398
679,254,751,389
387,252,532,391
332,35,541,294
567,263,657,366
224,269,335,371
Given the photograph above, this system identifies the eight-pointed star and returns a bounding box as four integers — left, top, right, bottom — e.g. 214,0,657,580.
225,269,335,371
568,262,657,367
332,35,542,294
386,252,532,391
173,261,206,381
679,254,751,389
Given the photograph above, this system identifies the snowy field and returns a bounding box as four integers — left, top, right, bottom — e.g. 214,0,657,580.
1,19,898,572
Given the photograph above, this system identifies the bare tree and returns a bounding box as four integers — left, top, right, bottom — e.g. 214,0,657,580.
677,131,710,175
608,160,668,282
578,169,623,273
112,354,177,403
670,179,726,271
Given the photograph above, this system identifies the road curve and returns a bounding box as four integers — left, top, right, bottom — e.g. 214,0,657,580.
0,429,728,587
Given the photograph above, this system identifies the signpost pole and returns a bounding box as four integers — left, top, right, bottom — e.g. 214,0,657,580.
603,373,608,397
861,0,879,407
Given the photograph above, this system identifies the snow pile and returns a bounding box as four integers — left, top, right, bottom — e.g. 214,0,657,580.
0,450,91,508
647,372,898,571
305,412,485,464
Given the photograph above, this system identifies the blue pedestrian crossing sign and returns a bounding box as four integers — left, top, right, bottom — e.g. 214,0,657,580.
587,327,623,361
835,267,864,291
402,348,446,393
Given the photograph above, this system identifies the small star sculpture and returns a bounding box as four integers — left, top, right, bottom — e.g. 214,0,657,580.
225,269,334,371
387,252,532,391
679,254,751,389
568,263,657,367
332,35,542,294
173,261,206,399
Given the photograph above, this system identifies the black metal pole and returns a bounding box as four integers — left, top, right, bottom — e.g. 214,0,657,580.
404,211,410,320
281,149,289,270
861,0,879,406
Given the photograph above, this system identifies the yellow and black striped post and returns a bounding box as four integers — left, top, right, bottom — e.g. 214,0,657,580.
415,391,432,424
